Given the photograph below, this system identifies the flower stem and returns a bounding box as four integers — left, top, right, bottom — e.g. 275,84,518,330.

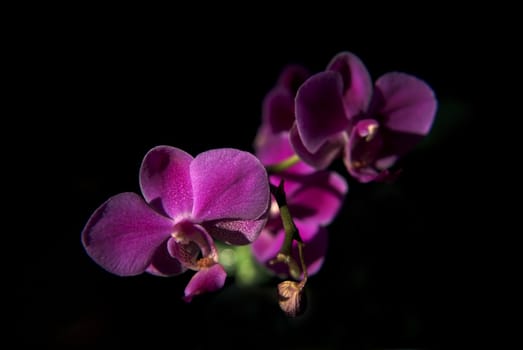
296,240,308,283
269,180,305,280
265,154,300,174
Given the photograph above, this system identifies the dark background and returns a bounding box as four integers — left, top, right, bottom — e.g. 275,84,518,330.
20,8,486,349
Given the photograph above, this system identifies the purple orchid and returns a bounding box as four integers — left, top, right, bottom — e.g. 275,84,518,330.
251,170,348,278
290,51,438,182
81,146,270,302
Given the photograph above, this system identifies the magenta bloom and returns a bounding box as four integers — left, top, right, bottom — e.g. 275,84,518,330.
252,170,347,278
81,146,270,301
290,51,438,182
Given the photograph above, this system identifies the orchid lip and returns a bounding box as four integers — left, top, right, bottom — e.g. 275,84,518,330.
169,222,219,270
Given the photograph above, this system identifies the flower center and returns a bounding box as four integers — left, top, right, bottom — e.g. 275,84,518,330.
169,221,219,271
350,119,383,170
197,257,216,269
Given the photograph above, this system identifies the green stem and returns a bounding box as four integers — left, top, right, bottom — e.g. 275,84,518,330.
269,180,304,280
265,154,300,174
297,241,308,283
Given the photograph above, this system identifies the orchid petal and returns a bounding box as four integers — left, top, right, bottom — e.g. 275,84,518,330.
327,51,373,116
140,146,194,219
295,71,350,153
146,241,186,277
183,264,227,302
191,149,270,221
81,192,173,276
203,214,269,245
374,72,437,135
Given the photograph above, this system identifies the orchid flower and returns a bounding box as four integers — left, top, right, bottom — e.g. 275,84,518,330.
82,146,270,301
251,170,347,278
290,51,438,182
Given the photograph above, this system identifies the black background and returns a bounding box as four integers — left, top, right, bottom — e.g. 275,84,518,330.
19,7,487,349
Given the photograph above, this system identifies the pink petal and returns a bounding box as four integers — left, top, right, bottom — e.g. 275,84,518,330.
140,146,194,219
81,192,173,276
183,264,227,302
327,51,373,117
295,71,350,153
203,214,269,245
191,148,270,221
374,72,437,135
288,171,348,226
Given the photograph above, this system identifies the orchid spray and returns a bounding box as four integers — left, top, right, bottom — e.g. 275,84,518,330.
81,51,437,317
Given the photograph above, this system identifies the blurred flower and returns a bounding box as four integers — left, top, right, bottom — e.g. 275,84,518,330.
81,146,270,301
251,170,347,278
255,64,310,140
290,51,438,182
254,64,315,175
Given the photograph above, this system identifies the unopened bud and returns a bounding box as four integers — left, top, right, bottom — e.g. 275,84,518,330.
277,280,306,317
269,253,301,280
